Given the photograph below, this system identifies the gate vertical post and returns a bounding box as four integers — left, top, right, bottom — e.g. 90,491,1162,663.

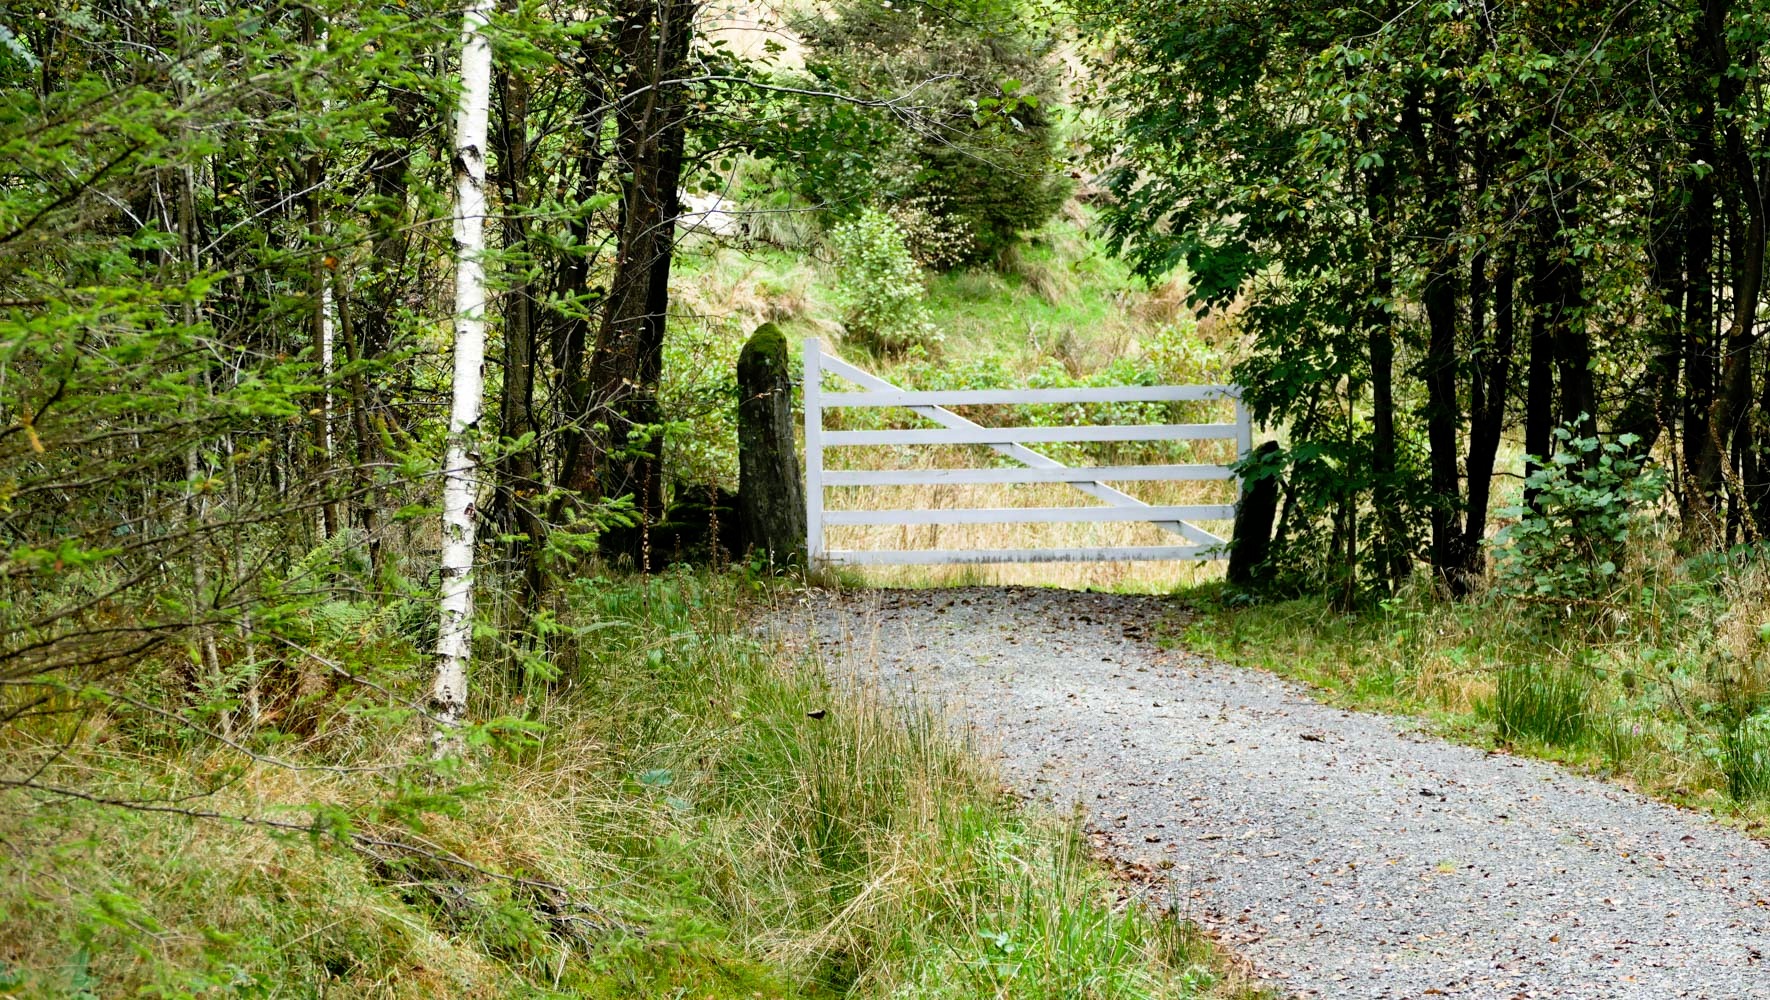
1233,389,1253,503
803,339,825,567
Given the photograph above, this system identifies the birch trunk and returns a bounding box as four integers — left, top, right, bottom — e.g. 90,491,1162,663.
316,277,335,539
309,14,338,539
431,0,496,744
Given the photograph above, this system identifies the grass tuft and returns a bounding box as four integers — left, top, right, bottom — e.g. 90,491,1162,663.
1489,663,1590,748
1721,712,1770,802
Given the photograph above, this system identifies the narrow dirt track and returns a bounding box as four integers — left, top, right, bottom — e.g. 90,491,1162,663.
783,586,1770,999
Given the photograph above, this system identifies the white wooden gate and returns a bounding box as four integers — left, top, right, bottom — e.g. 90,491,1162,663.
803,339,1251,567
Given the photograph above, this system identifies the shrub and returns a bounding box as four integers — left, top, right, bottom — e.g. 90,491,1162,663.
1491,422,1665,601
890,192,977,270
830,208,939,355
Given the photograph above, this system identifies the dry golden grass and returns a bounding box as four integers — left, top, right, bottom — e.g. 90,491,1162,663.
822,440,1239,592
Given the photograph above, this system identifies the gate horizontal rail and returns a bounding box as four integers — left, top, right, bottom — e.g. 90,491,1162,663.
820,385,1237,406
826,545,1223,566
823,505,1235,526
823,424,1241,446
804,339,1251,567
821,464,1235,486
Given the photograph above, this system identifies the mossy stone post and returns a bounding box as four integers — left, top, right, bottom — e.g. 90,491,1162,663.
737,323,807,567
1227,440,1281,588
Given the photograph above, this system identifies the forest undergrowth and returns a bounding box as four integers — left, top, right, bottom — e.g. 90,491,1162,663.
0,569,1261,999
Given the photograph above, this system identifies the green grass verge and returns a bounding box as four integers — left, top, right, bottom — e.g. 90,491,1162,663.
1173,568,1770,835
1,570,1264,998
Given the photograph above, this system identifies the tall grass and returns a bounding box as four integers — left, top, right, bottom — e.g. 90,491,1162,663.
0,570,1257,998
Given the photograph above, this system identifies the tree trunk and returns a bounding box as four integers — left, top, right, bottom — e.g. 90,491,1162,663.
432,0,495,744
1752,356,1770,527
550,29,612,517
1684,171,1717,512
1554,246,1596,443
1364,151,1406,586
359,90,422,360
329,272,380,572
1418,90,1462,584
581,0,697,569
1229,440,1282,589
1524,240,1556,510
493,67,546,606
1617,185,1686,452
1451,119,1503,585
305,113,339,541
1459,250,1513,580
1685,0,1736,513
1695,119,1766,496
345,87,420,548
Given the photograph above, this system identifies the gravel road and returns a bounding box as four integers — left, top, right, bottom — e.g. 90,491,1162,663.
783,586,1770,999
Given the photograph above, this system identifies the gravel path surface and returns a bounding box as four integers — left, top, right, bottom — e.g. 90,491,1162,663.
783,586,1770,999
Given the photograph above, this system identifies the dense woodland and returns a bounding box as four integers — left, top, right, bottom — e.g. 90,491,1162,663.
1,0,1076,731
4,0,1770,994
1083,0,1770,598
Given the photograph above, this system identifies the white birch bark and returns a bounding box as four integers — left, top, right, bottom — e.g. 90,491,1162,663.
431,0,496,745
317,26,335,498
319,280,333,482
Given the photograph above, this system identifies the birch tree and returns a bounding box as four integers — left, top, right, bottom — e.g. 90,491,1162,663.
432,0,497,742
